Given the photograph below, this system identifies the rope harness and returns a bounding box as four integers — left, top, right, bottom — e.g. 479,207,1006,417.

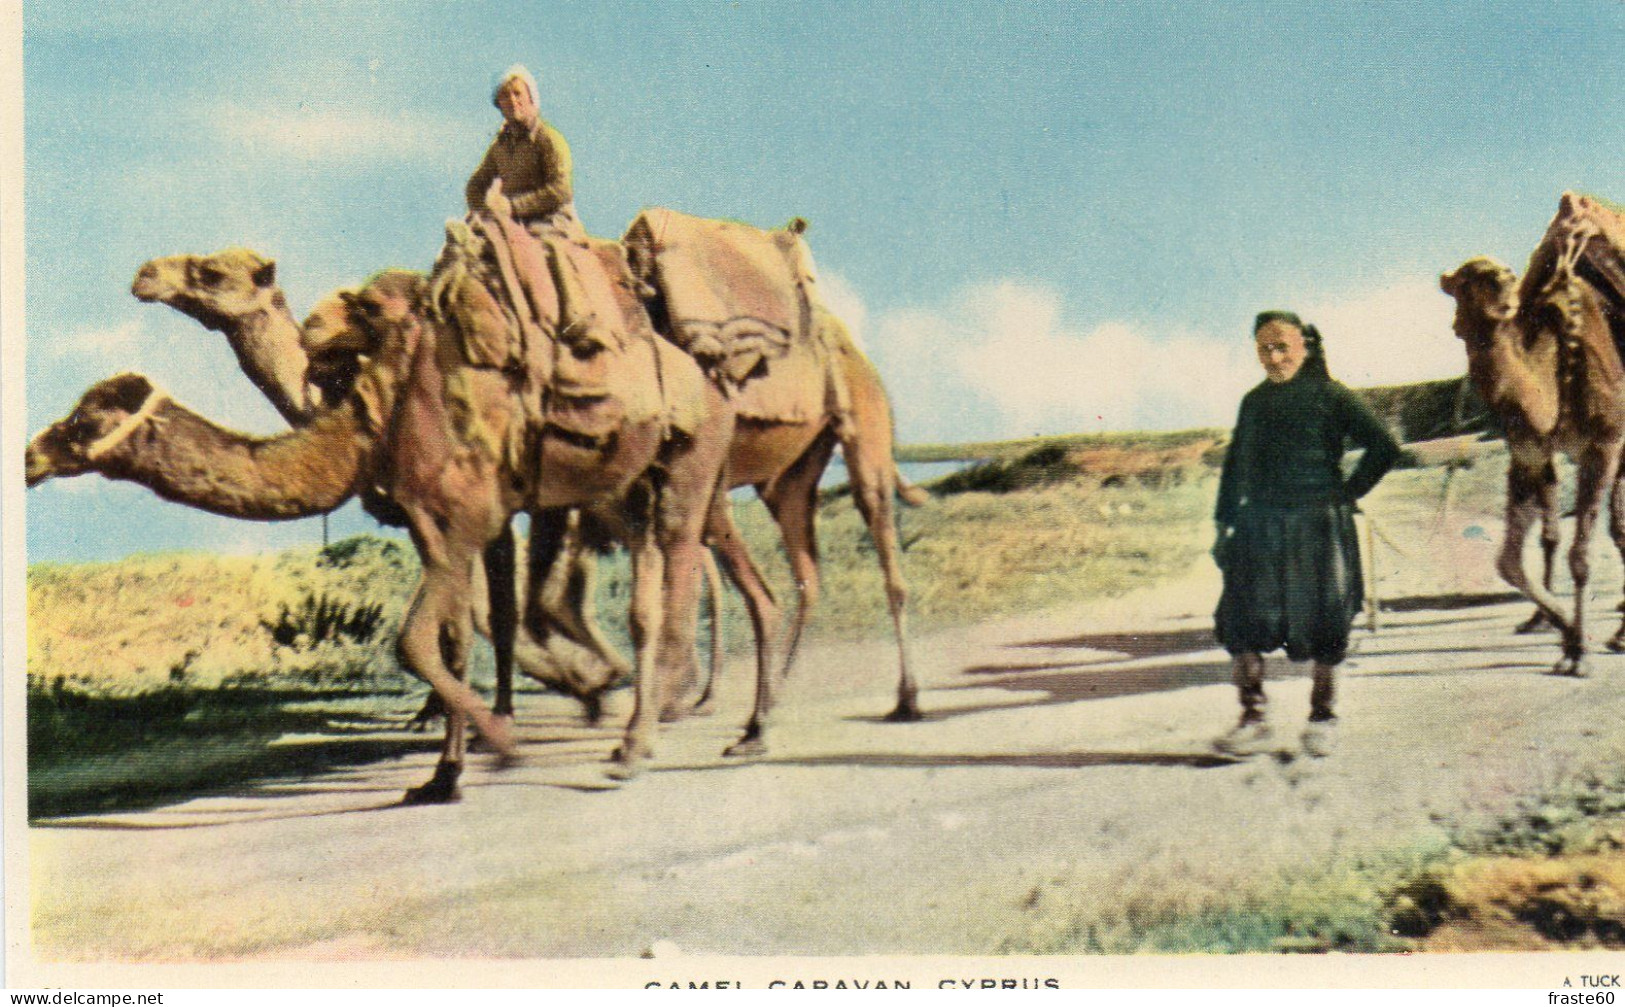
84,387,170,461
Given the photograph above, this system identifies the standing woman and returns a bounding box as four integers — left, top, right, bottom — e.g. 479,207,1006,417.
1212,312,1401,757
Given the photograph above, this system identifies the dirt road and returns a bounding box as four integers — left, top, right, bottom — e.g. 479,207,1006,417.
26,563,1625,964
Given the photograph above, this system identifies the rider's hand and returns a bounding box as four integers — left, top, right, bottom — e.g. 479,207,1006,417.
486,178,513,221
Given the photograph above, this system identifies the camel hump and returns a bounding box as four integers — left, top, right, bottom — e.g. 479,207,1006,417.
623,206,816,382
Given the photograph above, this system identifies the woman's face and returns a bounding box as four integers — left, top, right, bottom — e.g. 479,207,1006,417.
496,79,538,126
1255,320,1307,383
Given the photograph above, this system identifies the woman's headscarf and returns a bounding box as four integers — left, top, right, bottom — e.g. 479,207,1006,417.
492,64,539,108
1254,310,1330,382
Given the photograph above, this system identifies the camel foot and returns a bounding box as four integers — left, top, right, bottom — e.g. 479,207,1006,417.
577,689,605,725
1550,654,1588,678
401,762,462,805
405,693,444,732
467,713,515,754
608,741,653,779
724,729,766,758
1606,633,1625,654
479,717,518,761
884,697,923,723
659,685,706,723
1515,610,1556,635
692,692,718,718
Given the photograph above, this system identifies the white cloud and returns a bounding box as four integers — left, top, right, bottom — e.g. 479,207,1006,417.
1303,278,1463,388
871,281,1257,440
816,270,869,352
860,275,1469,444
210,102,478,166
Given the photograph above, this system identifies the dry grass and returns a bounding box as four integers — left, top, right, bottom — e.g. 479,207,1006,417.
1417,850,1625,951
28,537,420,693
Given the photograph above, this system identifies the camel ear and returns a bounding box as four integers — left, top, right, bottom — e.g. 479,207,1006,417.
1560,191,1579,215
1440,269,1459,296
252,259,277,289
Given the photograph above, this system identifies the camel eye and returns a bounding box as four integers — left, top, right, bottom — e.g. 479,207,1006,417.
571,337,606,361
196,265,225,287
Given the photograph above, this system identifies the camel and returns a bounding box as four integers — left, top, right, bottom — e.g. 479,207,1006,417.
131,248,626,721
309,208,930,755
33,229,738,799
1441,201,1625,675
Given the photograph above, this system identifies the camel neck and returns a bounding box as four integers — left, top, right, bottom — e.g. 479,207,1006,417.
221,292,315,426
1465,312,1557,436
101,399,371,520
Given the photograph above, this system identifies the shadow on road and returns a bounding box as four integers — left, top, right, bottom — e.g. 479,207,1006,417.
1012,626,1219,657
660,750,1235,772
1378,590,1527,613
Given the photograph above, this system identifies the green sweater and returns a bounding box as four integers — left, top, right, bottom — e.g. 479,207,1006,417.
465,118,575,222
1215,374,1401,526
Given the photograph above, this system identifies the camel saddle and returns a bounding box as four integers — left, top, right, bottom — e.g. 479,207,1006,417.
1541,193,1625,364
465,214,708,447
623,207,833,424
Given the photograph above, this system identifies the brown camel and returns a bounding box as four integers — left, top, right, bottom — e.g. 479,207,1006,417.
311,208,929,756
33,230,736,798
1441,203,1625,675
131,249,626,721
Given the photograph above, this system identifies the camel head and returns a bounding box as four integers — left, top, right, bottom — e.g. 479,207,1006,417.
132,247,318,425
1441,256,1520,336
26,374,166,487
299,273,423,405
319,270,431,361
132,249,282,332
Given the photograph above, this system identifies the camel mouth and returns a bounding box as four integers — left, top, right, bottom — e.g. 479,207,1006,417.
24,445,58,488
130,271,166,302
1487,293,1521,322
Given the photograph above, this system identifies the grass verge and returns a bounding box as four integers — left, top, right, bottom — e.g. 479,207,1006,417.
1009,760,1625,954
27,677,436,819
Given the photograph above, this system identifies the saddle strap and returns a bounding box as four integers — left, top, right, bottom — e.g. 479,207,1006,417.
473,214,546,367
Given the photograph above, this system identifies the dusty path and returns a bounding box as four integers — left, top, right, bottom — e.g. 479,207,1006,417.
27,565,1625,962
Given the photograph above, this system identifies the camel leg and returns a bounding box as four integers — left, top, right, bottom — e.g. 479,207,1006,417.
403,611,477,805
461,524,517,753
611,525,666,778
693,549,727,716
397,549,511,804
704,499,782,757
1556,444,1620,676
1516,461,1561,635
553,524,632,679
485,522,518,720
1608,469,1625,652
1498,455,1575,650
524,509,626,718
761,430,838,685
657,529,711,722
838,431,921,724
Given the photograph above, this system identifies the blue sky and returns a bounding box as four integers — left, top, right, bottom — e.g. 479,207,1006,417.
18,0,1625,563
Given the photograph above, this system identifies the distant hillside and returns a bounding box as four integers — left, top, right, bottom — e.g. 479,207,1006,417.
1360,376,1495,443
898,376,1495,468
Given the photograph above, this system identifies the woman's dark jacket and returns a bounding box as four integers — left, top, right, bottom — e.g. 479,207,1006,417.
1213,372,1402,664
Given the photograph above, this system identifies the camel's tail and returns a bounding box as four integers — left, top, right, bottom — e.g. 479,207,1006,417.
897,468,930,507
